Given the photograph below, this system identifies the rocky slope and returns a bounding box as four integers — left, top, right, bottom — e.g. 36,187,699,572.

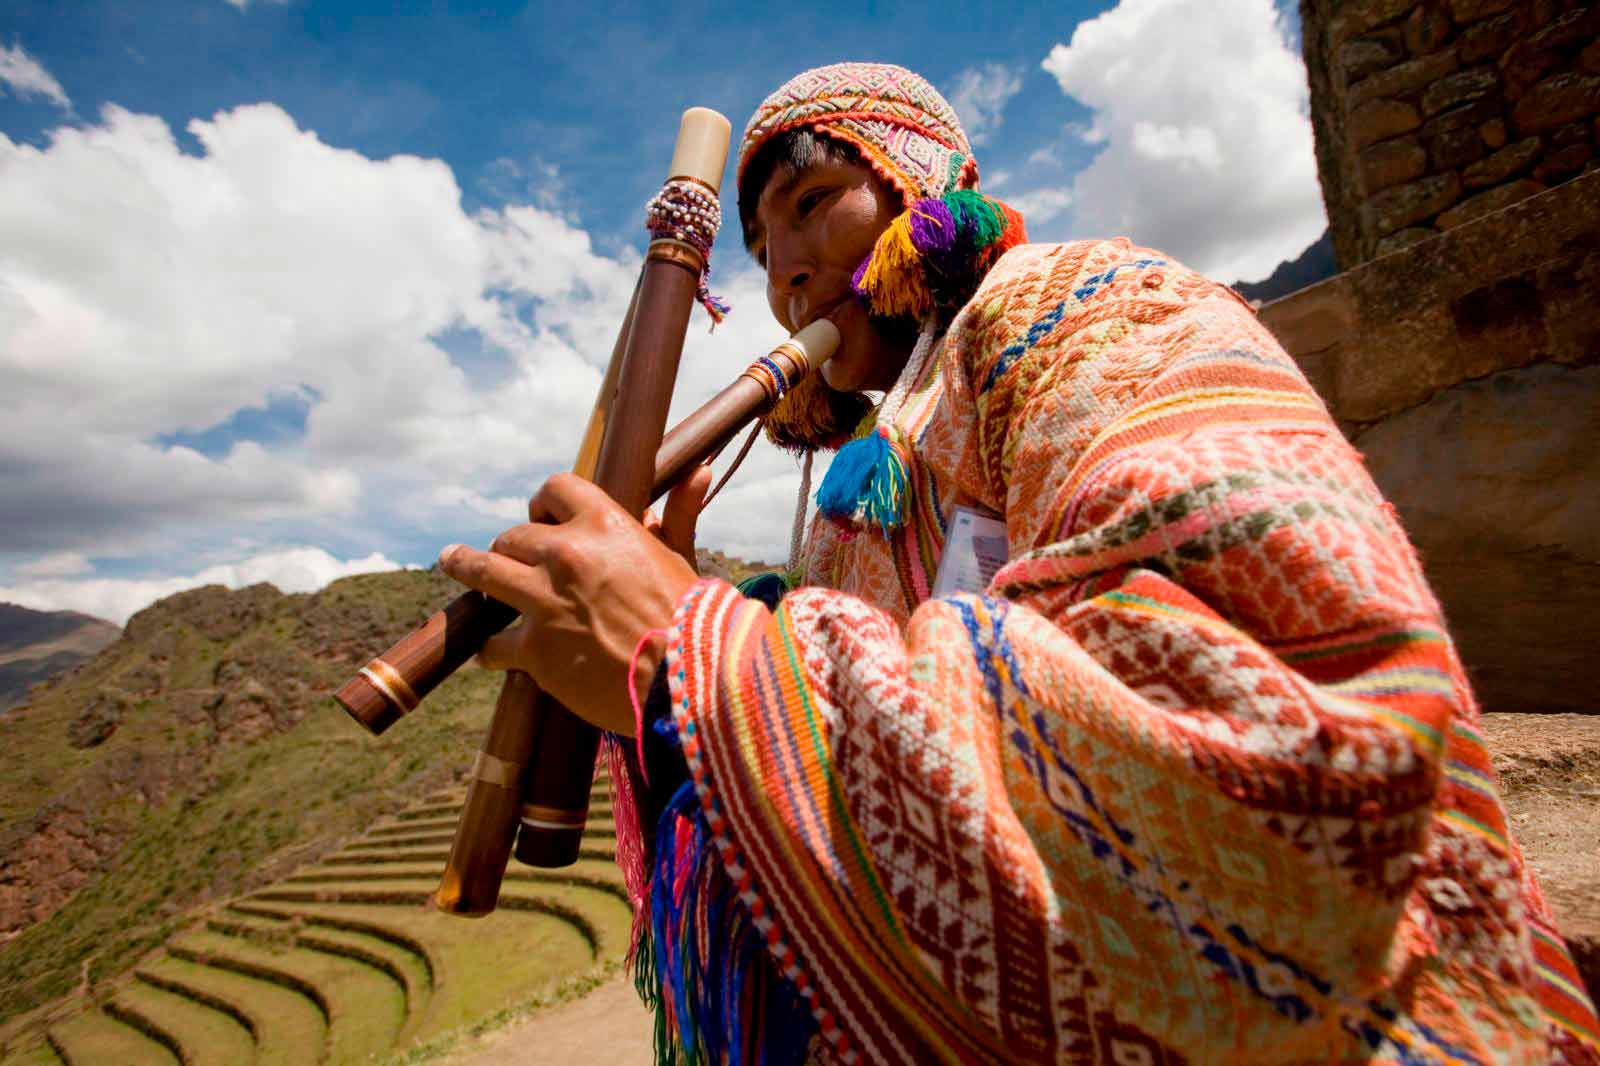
0,569,504,1022
0,604,120,712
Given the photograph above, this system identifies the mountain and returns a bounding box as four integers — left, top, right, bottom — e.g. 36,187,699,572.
0,603,120,712
0,569,507,1023
0,551,773,1027
1230,229,1337,304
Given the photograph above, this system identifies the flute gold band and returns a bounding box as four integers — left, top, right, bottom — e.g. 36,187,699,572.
519,804,587,831
667,174,718,195
770,340,807,368
646,238,706,272
471,750,524,789
360,659,419,716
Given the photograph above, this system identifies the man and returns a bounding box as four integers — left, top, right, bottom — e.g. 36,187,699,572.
439,64,1600,1064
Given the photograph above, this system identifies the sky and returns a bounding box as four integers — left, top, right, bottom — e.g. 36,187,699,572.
0,0,1327,625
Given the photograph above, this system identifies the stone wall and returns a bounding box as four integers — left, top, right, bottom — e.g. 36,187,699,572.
1258,169,1598,714
1300,0,1600,269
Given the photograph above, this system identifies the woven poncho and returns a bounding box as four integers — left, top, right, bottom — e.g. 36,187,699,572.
646,239,1600,1064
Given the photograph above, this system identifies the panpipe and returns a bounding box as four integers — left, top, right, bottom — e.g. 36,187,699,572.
331,105,840,915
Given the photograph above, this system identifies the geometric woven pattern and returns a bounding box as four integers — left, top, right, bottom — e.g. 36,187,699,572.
665,241,1600,1064
738,62,977,204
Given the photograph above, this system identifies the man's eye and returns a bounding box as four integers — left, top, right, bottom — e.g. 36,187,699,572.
796,189,826,217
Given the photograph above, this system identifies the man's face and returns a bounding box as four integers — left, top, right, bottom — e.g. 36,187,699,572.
747,154,911,393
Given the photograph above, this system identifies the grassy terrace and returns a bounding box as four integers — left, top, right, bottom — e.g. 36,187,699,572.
0,778,631,1065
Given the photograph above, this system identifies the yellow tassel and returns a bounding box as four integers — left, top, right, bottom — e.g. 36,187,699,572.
856,212,933,319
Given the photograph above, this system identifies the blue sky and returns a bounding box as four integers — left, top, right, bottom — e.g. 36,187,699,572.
0,0,1324,623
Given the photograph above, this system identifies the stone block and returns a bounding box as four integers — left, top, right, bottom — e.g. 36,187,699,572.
1406,4,1454,54
1257,278,1356,405
1447,0,1518,24
1373,226,1438,257
1335,303,1458,420
1423,99,1502,169
1459,11,1523,65
1436,178,1546,228
1340,36,1403,84
1361,171,1463,236
1463,136,1544,187
1530,5,1600,54
1513,72,1600,134
1480,117,1508,147
1502,37,1562,98
1534,141,1595,180
1331,0,1417,47
1424,92,1505,132
1429,122,1490,169
1359,136,1429,193
1551,120,1591,146
1350,50,1461,108
1359,364,1600,715
1584,39,1600,75
1350,98,1423,150
1539,238,1600,365
1422,65,1503,115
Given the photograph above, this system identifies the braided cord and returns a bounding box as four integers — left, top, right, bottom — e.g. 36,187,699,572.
645,178,731,327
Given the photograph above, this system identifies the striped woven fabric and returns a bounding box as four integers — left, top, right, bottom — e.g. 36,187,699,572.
659,241,1600,1063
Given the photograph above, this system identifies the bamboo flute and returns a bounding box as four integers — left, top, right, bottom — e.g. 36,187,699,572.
432,105,733,908
333,320,838,737
429,275,641,916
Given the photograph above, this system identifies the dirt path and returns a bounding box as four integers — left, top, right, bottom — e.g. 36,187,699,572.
439,975,654,1065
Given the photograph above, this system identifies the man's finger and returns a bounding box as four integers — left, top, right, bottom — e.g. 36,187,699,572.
659,464,713,564
476,623,525,672
437,543,555,617
527,472,610,524
489,521,560,567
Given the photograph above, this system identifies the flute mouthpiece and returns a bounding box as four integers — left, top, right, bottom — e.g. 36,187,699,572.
787,319,841,371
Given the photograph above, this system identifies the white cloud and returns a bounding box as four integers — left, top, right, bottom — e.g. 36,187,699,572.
945,63,1024,147
223,0,291,9
0,548,408,625
0,42,70,110
15,552,93,579
1041,0,1326,281
1005,187,1074,225
0,100,824,618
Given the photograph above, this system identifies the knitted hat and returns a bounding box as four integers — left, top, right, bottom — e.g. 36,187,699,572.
738,62,1027,460
738,62,979,207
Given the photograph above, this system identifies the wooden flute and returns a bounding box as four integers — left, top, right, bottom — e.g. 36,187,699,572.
345,320,838,914
423,105,733,913
332,317,840,737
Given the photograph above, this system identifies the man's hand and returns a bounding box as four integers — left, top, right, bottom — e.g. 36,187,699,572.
436,472,703,736
643,463,712,570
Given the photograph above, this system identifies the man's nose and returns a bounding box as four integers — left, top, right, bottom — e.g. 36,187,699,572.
765,228,812,297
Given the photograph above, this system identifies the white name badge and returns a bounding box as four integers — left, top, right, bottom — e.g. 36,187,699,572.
932,506,1010,598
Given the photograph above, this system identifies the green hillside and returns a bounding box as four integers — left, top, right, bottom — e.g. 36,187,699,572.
0,569,515,1025
0,777,631,1064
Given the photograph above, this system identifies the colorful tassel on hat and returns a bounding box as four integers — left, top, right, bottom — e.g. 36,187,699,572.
815,420,912,535
851,190,1028,320
764,190,1027,455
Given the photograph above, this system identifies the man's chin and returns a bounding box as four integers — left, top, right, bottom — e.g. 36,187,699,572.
818,358,852,392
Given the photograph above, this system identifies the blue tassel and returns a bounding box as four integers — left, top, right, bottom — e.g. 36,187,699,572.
646,782,816,1066
815,426,909,535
